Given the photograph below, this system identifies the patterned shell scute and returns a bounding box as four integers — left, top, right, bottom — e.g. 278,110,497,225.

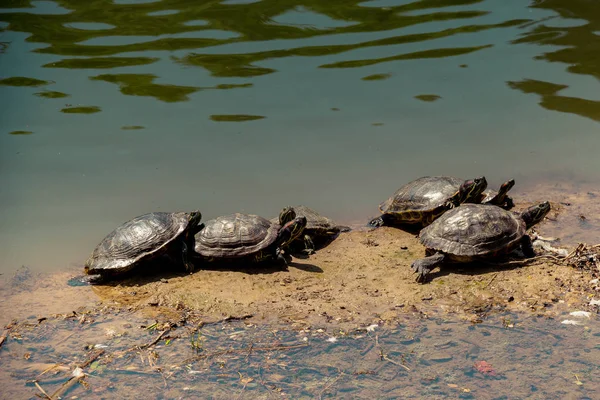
195,213,280,258
419,204,526,257
380,176,464,213
85,212,190,273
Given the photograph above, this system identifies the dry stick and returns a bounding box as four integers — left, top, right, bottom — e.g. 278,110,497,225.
375,334,410,372
139,329,169,350
318,370,344,400
258,366,279,400
34,381,52,399
484,272,500,289
50,349,105,400
0,329,10,349
185,343,308,364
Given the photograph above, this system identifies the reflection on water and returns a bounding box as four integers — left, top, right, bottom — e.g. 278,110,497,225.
1,0,600,273
0,307,598,398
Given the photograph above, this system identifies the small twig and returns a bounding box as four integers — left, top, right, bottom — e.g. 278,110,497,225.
258,366,278,400
201,314,253,327
374,334,410,371
49,349,104,399
79,349,105,369
184,342,308,364
0,328,10,349
55,332,75,346
318,370,344,400
484,272,499,289
139,329,169,350
33,381,52,399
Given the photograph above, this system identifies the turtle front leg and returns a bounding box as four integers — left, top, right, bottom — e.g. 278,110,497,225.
180,240,196,273
503,197,515,210
520,234,535,258
411,252,445,283
368,215,386,228
303,234,316,255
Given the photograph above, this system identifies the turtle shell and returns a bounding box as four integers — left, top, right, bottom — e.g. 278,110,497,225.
195,213,279,259
85,212,193,275
379,176,464,217
418,204,526,259
271,205,340,235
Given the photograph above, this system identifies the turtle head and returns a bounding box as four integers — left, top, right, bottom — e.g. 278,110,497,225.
499,179,515,195
521,201,550,229
277,216,307,249
188,211,203,233
454,176,488,205
278,206,296,225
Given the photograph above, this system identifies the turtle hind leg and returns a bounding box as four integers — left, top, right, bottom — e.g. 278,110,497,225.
411,252,445,283
180,241,196,273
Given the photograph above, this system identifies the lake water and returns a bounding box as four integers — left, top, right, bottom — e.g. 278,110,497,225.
1,0,600,273
1,301,599,399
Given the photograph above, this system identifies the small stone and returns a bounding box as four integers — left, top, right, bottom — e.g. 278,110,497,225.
160,278,168,284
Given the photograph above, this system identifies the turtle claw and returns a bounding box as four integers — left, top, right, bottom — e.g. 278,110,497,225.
368,216,385,228
67,274,103,286
411,261,431,284
411,253,445,284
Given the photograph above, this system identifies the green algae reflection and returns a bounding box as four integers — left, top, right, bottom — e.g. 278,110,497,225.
90,74,199,102
0,77,51,87
210,114,265,122
44,56,159,69
9,130,33,135
415,94,442,102
34,90,70,99
508,79,600,123
362,73,391,81
61,106,102,114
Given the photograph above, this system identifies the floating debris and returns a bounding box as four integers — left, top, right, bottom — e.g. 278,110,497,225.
569,311,591,318
561,320,583,325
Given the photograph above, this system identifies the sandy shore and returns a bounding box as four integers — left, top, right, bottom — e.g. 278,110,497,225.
1,183,599,330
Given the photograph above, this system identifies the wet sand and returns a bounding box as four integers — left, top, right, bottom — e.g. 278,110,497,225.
1,183,599,330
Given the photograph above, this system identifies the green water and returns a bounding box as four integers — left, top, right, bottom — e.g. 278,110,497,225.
1,308,598,398
1,0,600,272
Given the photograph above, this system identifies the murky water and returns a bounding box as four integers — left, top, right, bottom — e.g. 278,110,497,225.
1,303,599,399
1,1,600,270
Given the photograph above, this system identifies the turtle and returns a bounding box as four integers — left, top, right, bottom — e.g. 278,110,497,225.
77,211,203,284
194,212,307,266
471,178,515,209
410,201,551,283
274,205,351,255
367,176,488,228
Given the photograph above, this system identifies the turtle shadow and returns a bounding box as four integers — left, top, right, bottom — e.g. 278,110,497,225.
191,257,323,275
88,258,191,287
286,234,344,258
422,259,528,282
288,261,323,273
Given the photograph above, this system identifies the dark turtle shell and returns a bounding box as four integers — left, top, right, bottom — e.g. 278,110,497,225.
418,204,526,260
194,213,279,259
271,205,348,236
379,176,466,222
85,212,196,276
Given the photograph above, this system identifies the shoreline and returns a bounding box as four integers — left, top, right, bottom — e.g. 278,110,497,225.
1,180,600,330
